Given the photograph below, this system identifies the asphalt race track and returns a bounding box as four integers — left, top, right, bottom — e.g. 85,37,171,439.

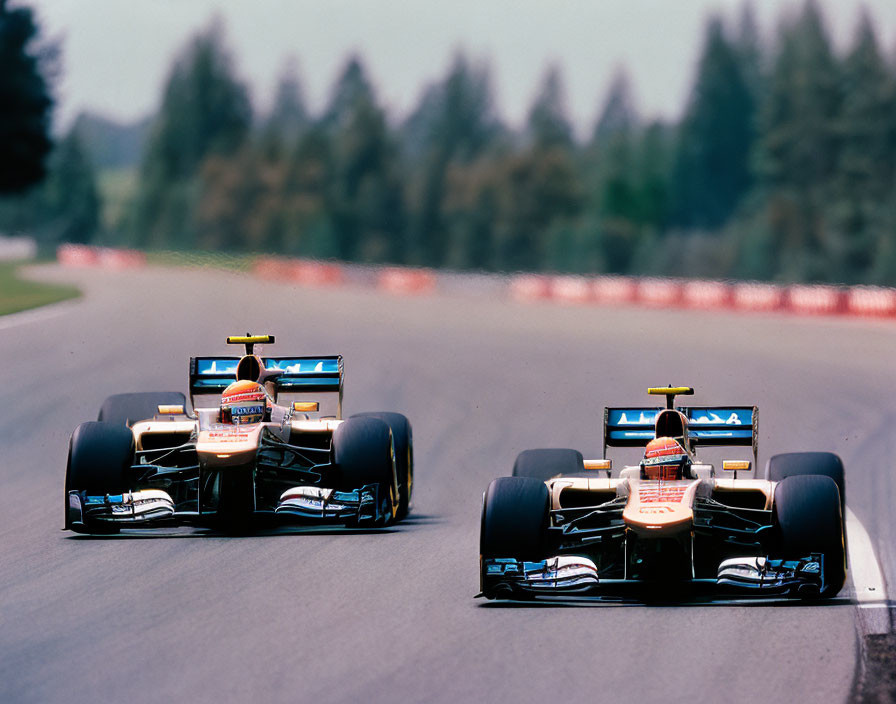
1,264,894,704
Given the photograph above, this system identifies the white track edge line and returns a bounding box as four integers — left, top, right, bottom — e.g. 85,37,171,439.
846,507,887,603
845,506,890,637
0,299,80,331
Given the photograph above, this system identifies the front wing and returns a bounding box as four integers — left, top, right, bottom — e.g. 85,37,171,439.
479,553,828,600
66,482,393,531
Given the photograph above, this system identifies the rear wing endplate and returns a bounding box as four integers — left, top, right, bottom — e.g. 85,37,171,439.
603,405,758,463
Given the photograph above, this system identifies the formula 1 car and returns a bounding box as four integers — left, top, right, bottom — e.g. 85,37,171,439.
64,335,413,533
479,386,846,600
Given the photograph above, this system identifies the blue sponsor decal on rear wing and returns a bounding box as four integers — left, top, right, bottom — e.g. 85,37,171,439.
687,407,755,446
264,357,342,392
189,355,343,397
604,406,757,449
190,357,240,395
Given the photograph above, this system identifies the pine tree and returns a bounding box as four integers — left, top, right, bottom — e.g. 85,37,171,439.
584,69,642,273
131,20,251,248
598,127,639,273
43,129,101,244
590,68,639,145
670,15,757,230
403,53,502,266
281,126,337,258
755,0,841,281
260,57,308,158
492,69,583,272
636,121,673,231
526,65,574,150
734,1,764,100
321,55,373,130
323,56,404,262
492,148,582,272
828,12,895,282
0,0,54,193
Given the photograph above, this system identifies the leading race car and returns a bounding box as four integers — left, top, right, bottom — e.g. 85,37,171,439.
479,386,846,600
64,335,413,533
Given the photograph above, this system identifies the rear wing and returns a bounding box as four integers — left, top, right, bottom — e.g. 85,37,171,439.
603,405,758,462
189,355,344,418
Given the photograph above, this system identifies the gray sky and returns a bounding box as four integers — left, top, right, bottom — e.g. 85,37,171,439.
23,0,896,134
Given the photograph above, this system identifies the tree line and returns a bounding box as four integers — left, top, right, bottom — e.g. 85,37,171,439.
5,1,896,285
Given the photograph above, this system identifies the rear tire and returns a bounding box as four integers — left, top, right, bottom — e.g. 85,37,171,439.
351,412,413,520
773,475,846,598
98,391,187,426
333,417,397,523
766,451,845,511
65,421,135,533
512,448,584,481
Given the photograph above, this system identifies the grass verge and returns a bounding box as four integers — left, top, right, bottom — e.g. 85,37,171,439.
145,250,255,271
0,260,80,316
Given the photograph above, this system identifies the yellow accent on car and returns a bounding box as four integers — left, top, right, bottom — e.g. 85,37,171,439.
647,386,694,396
722,460,751,472
157,404,185,415
293,401,320,412
227,335,273,345
583,459,612,471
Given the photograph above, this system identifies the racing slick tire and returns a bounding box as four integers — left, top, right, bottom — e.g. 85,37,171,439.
773,475,846,598
481,476,550,560
480,477,550,597
351,412,413,520
767,451,845,512
333,417,398,524
98,391,187,427
512,448,584,481
65,421,136,534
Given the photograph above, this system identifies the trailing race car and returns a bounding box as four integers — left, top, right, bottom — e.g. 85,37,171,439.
479,386,846,600
65,335,413,533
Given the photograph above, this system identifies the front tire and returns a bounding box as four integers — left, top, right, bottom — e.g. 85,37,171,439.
65,421,135,533
351,412,413,520
481,476,550,560
333,417,398,524
480,476,550,595
773,475,846,598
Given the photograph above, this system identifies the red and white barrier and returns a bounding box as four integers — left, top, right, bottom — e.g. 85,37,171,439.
786,285,844,315
58,246,896,322
732,282,784,312
846,287,896,318
524,273,896,321
593,276,637,305
509,274,551,302
57,244,100,268
551,276,592,304
637,278,682,307
290,260,343,286
682,280,731,310
248,257,346,287
58,244,144,269
252,257,291,280
377,267,437,295
97,248,146,269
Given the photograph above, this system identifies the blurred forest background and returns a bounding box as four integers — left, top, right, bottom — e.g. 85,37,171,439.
3,0,896,284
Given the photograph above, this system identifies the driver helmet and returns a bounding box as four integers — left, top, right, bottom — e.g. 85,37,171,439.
220,380,268,425
641,436,690,480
